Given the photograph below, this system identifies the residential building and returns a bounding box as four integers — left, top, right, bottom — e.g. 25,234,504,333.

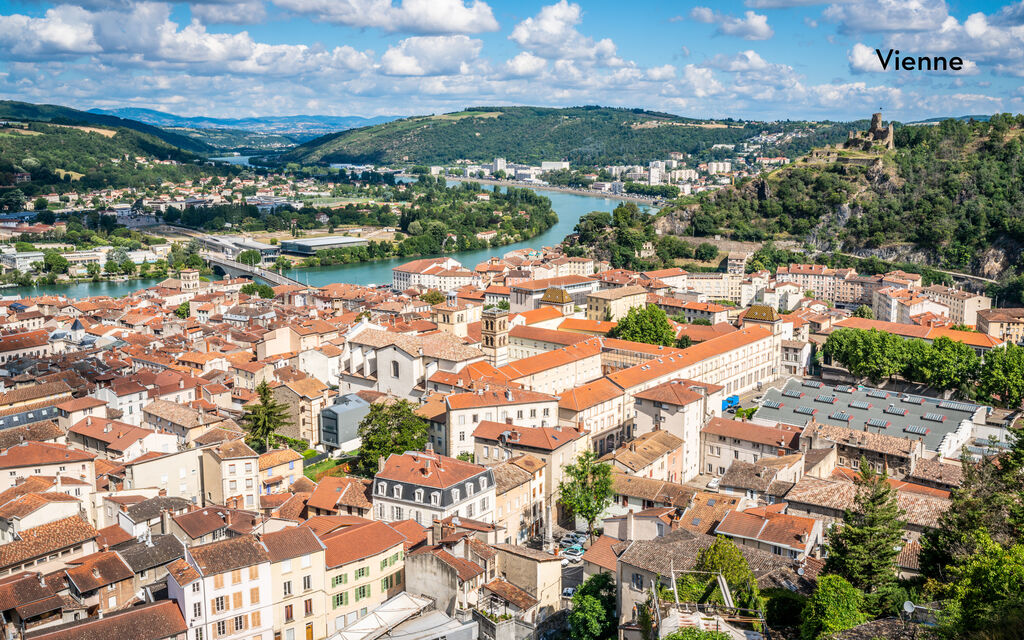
714,504,823,559
272,378,331,445
586,286,647,322
919,284,991,326
201,440,260,511
258,448,303,495
263,526,327,640
443,388,559,458
977,307,1024,344
700,417,801,476
373,448,495,526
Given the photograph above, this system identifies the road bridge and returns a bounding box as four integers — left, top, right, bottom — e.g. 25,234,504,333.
201,252,303,287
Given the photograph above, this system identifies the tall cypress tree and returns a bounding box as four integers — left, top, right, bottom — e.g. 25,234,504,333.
824,457,905,614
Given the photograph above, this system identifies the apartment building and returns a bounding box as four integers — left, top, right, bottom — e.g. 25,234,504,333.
373,448,495,526
490,456,545,545
586,285,647,321
872,287,948,324
166,535,274,640
498,340,603,396
977,307,1024,343
262,527,327,640
559,377,628,453
632,379,722,481
320,520,406,633
201,440,260,511
272,378,330,445
391,257,461,291
443,388,559,458
0,442,96,491
919,284,991,326
700,417,801,476
509,276,598,313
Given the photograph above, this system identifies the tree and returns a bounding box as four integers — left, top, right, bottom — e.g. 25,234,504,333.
979,343,1024,408
800,575,866,640
569,572,616,640
941,531,1024,637
675,334,693,349
237,249,262,266
240,381,290,451
456,452,474,462
694,242,719,262
695,537,764,613
175,302,190,319
419,289,445,305
240,282,275,298
926,336,980,392
357,400,429,476
33,197,48,211
824,457,904,615
852,304,873,319
558,450,614,540
608,304,676,347
42,251,68,274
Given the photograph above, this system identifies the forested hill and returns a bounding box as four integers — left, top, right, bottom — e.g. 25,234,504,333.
0,120,213,193
0,100,213,154
669,114,1024,279
280,106,798,166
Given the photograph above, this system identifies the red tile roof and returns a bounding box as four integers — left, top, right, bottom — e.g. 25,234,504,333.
376,450,486,489
321,521,406,569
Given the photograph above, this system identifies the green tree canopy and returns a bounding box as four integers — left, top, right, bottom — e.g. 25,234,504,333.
558,450,614,540
419,289,445,305
978,343,1024,408
852,304,873,319
241,381,291,452
569,572,616,640
175,302,190,319
823,457,905,615
941,530,1024,637
695,536,764,613
694,242,719,262
357,400,429,476
608,304,676,347
800,575,867,640
237,249,262,266
240,282,275,298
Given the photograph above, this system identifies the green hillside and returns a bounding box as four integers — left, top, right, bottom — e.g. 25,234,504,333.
0,120,214,194
667,114,1024,277
280,105,785,166
0,100,213,153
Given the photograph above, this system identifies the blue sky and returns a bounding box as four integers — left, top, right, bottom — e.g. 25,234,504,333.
0,0,1020,121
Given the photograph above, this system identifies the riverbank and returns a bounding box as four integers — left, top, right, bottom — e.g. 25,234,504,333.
397,174,663,206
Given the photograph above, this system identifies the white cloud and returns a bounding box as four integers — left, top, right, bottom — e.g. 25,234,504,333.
704,50,771,72
680,64,723,97
824,0,949,33
849,42,881,72
688,7,773,40
380,35,482,76
509,1,619,63
191,1,267,24
270,0,498,34
503,52,546,77
646,64,675,81
0,6,101,59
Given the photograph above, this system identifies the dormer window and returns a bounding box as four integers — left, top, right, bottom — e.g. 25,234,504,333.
393,485,402,499
431,492,440,505
415,489,424,502
479,477,488,490
377,482,386,496
452,489,460,502
466,483,475,496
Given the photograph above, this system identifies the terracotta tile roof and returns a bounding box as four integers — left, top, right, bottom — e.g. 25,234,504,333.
679,491,743,535
430,548,485,581
64,551,133,592
483,578,538,610
0,442,95,470
558,318,617,335
490,460,533,495
68,418,157,453
260,526,325,562
702,417,801,450
785,476,949,528
715,505,817,550
0,492,80,520
377,450,487,489
509,453,545,475
0,421,65,450
95,525,133,549
611,473,694,508
804,421,916,457
55,397,106,412
508,325,592,346
321,521,406,569
349,328,483,362
511,306,564,325
306,476,373,512
210,439,258,460
558,377,622,412
446,388,557,410
27,599,187,640
473,421,583,452
581,535,619,571
906,458,963,488
258,448,303,471
0,516,98,569
499,339,602,380
599,430,683,472
387,519,429,550
188,534,268,575
509,275,592,292
634,379,724,405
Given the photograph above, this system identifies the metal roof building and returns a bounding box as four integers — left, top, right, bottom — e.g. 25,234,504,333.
280,235,368,255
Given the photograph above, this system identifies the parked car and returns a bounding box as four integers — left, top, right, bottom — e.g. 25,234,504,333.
563,548,584,561
562,587,576,598
561,558,570,568
707,477,721,490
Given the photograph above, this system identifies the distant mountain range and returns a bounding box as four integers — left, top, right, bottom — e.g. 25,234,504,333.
904,115,992,125
89,107,402,136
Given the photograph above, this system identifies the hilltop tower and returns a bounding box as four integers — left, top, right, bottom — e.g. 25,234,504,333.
481,307,509,367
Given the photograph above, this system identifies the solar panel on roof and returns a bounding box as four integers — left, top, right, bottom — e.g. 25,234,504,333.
923,412,946,422
815,395,836,404
866,418,890,429
795,406,816,415
902,395,924,405
829,411,853,421
849,400,872,410
867,389,889,399
884,405,908,416
835,385,853,393
905,424,929,436
802,380,823,389
939,400,975,412
762,400,783,409
782,390,803,399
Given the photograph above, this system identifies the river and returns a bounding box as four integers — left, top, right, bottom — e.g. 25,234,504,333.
5,180,645,298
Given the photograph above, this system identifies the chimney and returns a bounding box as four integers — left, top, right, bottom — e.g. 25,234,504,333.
378,455,386,471
625,509,635,540
92,568,100,578
158,488,167,497
505,417,513,425
86,417,92,426
425,442,434,454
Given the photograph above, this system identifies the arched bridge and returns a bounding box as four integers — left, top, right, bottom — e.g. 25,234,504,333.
201,252,303,287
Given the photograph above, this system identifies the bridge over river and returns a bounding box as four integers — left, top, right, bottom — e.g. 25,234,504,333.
201,252,302,287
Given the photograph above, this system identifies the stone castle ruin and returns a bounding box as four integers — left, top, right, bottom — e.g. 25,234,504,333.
843,112,895,151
